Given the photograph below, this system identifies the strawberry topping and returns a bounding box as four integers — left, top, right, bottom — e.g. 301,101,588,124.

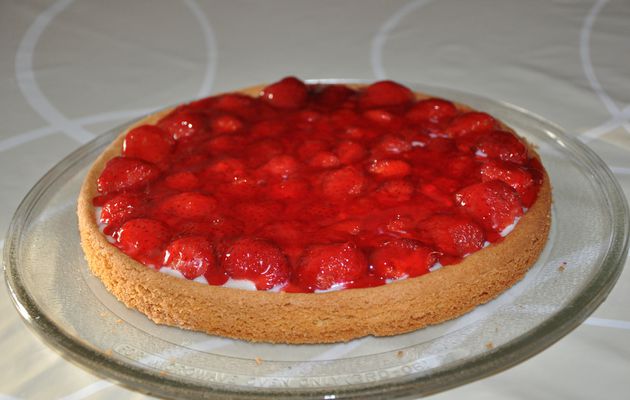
94,78,544,292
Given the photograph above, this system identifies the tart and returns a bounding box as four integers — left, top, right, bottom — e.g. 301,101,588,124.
78,77,551,344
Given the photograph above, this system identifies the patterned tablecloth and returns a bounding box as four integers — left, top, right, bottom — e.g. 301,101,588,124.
1,1,629,399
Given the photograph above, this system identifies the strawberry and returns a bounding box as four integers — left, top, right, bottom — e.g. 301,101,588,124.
310,224,357,245
234,201,283,230
374,135,411,155
296,242,367,291
261,155,299,178
384,213,416,235
211,114,243,134
418,183,455,208
260,77,308,109
321,166,366,198
164,236,216,279
308,151,340,169
315,84,355,108
425,137,456,154
213,93,254,111
250,119,286,138
362,109,398,126
417,214,485,257
367,159,411,179
446,155,479,179
214,175,260,199
157,109,208,140
246,139,285,167
294,201,338,222
330,109,362,129
179,216,243,241
406,98,458,123
99,193,143,234
201,158,246,182
369,239,437,279
359,80,414,109
115,218,170,265
297,140,329,160
344,126,379,140
97,156,160,194
122,125,174,165
445,112,496,138
268,178,309,200
156,192,218,220
455,180,523,232
222,238,290,290
432,176,460,194
480,160,537,207
475,130,528,164
295,110,321,124
326,219,362,236
335,140,366,164
203,134,246,153
164,171,200,191
376,179,414,204
257,221,304,248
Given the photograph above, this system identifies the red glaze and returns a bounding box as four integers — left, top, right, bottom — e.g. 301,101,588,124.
94,78,544,292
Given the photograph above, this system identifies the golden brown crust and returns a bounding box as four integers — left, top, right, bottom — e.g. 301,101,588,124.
77,85,552,344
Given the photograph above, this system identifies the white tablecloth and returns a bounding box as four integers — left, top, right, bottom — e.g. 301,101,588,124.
1,1,629,398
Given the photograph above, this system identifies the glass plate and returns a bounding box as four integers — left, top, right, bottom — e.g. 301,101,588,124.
4,82,629,399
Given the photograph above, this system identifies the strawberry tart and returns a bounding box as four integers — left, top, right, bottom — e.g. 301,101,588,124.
78,77,551,343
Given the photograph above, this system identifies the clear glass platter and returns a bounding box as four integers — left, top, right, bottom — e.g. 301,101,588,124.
4,82,629,399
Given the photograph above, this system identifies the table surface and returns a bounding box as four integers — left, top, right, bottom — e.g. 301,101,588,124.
2,1,629,399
